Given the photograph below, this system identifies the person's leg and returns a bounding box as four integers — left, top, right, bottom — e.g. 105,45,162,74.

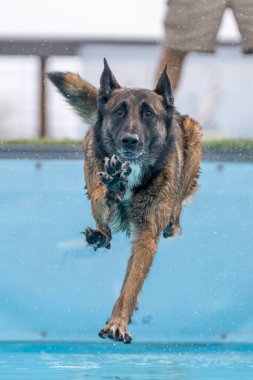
158,0,227,91
230,0,253,54
156,47,187,92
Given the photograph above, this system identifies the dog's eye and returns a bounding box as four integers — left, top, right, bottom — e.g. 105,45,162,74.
114,108,124,117
143,109,154,118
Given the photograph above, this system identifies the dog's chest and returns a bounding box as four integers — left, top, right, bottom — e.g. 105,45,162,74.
124,163,142,200
109,163,142,232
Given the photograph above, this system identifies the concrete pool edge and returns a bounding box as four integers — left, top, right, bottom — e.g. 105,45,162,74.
0,143,253,161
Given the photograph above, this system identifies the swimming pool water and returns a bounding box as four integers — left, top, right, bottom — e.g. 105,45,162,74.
1,159,253,378
1,160,253,343
1,343,253,379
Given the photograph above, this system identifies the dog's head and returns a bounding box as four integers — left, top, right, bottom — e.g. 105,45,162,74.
96,59,174,164
48,59,175,167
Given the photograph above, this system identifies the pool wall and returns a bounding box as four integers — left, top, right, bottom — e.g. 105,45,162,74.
1,154,253,343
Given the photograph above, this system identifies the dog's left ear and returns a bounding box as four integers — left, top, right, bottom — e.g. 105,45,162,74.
99,58,121,99
154,65,174,108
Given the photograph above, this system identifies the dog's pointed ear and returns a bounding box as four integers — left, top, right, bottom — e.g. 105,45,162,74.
47,72,98,125
99,58,120,98
154,65,174,108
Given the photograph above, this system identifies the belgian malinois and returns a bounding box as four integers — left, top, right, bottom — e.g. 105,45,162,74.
48,59,201,343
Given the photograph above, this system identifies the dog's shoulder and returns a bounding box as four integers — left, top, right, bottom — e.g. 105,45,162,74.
83,128,105,194
181,114,202,148
84,128,102,167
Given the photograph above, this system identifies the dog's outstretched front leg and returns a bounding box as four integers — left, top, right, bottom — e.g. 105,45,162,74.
99,228,158,343
84,155,131,250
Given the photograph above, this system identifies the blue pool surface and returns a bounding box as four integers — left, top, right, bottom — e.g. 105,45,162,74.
1,343,253,379
0,159,253,378
1,160,253,343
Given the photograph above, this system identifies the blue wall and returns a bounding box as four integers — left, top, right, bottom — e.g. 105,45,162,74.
0,160,253,342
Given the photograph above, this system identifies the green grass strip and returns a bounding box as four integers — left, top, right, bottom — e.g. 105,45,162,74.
0,138,83,145
1,138,253,151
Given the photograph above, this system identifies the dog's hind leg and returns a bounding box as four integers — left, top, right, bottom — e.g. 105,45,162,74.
163,204,182,238
163,219,181,238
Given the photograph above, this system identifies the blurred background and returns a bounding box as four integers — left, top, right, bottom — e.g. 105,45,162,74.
0,0,252,140
1,0,253,348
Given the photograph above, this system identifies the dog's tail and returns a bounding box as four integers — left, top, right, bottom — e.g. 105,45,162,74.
47,72,98,125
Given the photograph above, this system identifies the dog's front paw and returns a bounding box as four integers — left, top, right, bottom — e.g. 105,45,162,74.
83,227,110,251
98,318,132,344
98,155,132,204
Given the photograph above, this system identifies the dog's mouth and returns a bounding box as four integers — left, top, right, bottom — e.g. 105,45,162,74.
120,150,143,160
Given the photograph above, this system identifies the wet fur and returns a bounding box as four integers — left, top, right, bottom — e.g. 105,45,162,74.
48,62,201,343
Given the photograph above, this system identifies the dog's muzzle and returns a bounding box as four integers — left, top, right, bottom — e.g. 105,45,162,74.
119,133,143,159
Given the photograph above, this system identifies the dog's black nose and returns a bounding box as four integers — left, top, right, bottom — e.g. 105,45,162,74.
121,133,139,147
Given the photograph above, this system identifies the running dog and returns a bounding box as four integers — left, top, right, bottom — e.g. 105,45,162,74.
48,59,201,343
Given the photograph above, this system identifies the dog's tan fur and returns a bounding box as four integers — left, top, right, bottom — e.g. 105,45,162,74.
48,62,201,343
